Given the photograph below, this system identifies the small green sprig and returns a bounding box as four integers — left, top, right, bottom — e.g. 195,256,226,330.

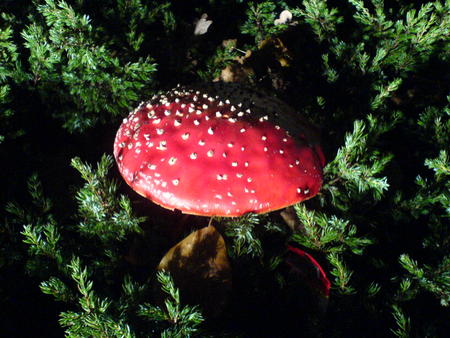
71,154,144,241
138,271,204,338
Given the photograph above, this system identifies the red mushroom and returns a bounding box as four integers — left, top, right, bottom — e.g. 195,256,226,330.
113,85,324,217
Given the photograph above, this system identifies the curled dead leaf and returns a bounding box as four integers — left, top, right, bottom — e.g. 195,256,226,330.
157,225,232,317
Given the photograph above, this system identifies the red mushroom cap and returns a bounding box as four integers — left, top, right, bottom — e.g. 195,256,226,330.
114,87,323,217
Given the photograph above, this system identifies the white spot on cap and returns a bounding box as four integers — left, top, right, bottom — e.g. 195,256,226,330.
153,118,161,124
228,142,234,148
164,110,171,116
228,118,236,123
217,174,228,181
156,129,164,135
161,181,167,188
236,173,243,178
119,142,125,148
244,161,249,167
174,119,181,127
215,111,222,118
169,157,177,165
172,179,179,186
261,135,267,141
264,147,268,152
304,189,310,194
143,134,150,140
207,149,214,157
190,152,198,160
182,132,190,140
202,104,208,109
231,161,238,167
240,128,246,133
208,127,214,135
247,177,252,183
279,149,284,154
215,194,222,199
157,141,167,150
199,140,205,146
194,119,200,126
297,188,302,194
188,107,195,113
196,110,202,115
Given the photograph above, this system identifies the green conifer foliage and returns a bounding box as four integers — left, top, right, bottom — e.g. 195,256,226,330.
0,13,24,142
21,0,157,132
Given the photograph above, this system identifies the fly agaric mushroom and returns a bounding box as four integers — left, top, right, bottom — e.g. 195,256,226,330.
114,85,324,217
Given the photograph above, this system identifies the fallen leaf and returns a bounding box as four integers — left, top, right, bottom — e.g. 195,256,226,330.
218,63,253,82
194,13,213,35
258,37,292,67
157,225,232,317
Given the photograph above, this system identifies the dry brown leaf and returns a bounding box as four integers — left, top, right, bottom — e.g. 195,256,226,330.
218,63,253,82
258,37,292,67
157,225,232,317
